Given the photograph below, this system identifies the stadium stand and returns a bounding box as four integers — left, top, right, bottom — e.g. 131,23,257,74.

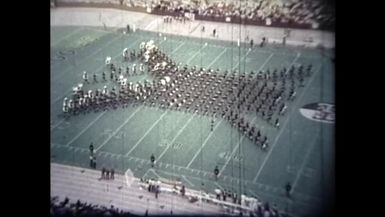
55,0,334,30
50,196,136,217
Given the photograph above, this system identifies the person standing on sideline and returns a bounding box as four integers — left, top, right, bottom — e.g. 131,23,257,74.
89,143,94,156
101,167,106,179
111,168,114,180
92,156,96,169
214,166,219,180
150,154,155,167
285,182,292,198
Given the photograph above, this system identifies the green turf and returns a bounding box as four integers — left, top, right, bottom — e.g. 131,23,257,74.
51,26,334,217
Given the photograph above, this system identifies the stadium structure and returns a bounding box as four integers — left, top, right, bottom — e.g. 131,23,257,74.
50,0,335,216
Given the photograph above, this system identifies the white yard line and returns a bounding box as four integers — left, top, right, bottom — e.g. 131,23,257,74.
95,106,142,152
124,111,168,157
290,52,301,67
258,52,274,70
232,48,252,70
51,119,66,131
157,114,197,161
66,111,107,146
51,27,84,47
207,48,227,68
214,182,224,190
185,43,207,63
182,175,195,186
170,41,185,54
291,134,319,193
186,119,223,168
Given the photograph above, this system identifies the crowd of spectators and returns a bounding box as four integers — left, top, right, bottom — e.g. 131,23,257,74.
56,0,334,30
50,196,137,217
150,0,334,30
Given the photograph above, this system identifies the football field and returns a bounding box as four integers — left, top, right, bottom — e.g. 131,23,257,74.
51,26,334,217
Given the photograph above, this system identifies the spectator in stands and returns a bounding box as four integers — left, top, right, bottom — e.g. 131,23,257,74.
51,196,133,216
151,0,334,30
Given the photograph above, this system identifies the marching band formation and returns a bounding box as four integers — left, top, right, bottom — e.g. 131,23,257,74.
62,40,312,150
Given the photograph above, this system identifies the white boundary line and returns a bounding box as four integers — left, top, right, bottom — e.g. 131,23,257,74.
186,119,223,168
253,64,321,183
66,111,107,146
95,106,142,152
